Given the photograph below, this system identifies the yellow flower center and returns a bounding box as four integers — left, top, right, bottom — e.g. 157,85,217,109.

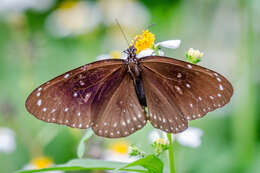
31,156,53,169
155,138,169,145
59,1,78,10
131,30,155,54
110,51,121,59
109,140,129,154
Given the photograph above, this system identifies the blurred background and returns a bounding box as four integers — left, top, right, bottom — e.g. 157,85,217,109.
0,0,259,172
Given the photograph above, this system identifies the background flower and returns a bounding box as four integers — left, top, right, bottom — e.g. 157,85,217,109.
45,1,101,37
23,156,64,173
0,127,16,154
0,0,54,13
103,140,137,163
175,127,203,148
149,127,203,148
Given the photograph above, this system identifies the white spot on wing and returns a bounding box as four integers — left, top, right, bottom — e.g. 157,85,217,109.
219,84,224,90
64,108,69,112
37,99,42,106
64,74,69,78
187,64,192,69
43,107,47,112
36,92,41,97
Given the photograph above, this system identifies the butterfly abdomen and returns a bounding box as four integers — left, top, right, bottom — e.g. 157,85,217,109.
134,78,147,107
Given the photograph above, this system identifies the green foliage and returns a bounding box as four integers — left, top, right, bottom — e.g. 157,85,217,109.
77,129,94,158
17,155,163,173
129,144,146,157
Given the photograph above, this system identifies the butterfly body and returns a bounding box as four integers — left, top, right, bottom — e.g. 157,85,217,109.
26,46,233,138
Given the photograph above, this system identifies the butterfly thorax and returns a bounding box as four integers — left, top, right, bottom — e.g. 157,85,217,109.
125,45,141,78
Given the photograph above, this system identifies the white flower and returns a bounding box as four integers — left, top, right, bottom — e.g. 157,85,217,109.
96,54,111,61
98,0,150,31
149,130,161,142
45,1,101,37
156,40,181,49
176,127,203,148
136,40,181,58
23,156,64,173
0,0,54,13
136,48,154,58
96,51,127,61
0,127,16,154
187,48,204,59
149,127,203,148
103,140,137,163
158,49,165,56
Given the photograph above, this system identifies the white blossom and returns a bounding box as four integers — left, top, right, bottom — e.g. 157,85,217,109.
45,1,101,37
149,127,203,148
0,127,16,154
175,127,203,148
156,40,181,49
96,54,111,61
0,0,54,13
136,48,154,58
187,48,204,59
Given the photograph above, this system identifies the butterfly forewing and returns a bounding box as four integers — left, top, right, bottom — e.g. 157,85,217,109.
140,56,233,132
25,59,124,129
91,72,147,138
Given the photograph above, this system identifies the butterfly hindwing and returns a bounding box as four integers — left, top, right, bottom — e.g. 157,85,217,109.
140,56,233,133
91,72,147,138
25,59,125,129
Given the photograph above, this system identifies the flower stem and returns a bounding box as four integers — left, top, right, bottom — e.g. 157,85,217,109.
167,133,175,173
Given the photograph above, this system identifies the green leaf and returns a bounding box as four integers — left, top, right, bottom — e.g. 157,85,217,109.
77,129,94,158
17,158,147,173
123,155,163,173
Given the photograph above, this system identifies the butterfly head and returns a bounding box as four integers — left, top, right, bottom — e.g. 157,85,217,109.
124,45,138,62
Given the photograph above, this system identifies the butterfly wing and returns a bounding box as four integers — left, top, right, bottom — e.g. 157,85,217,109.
140,56,233,133
91,73,147,138
26,59,125,129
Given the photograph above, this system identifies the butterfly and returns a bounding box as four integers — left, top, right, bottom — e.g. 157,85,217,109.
25,45,233,138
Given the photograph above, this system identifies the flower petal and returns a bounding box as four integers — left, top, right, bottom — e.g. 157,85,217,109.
0,127,16,153
136,48,154,58
149,130,161,143
96,54,111,61
158,49,165,56
156,40,181,49
176,127,203,148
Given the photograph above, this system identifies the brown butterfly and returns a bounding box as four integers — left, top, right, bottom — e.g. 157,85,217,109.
25,45,233,138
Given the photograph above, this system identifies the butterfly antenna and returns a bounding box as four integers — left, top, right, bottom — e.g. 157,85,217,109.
115,19,130,47
145,23,156,30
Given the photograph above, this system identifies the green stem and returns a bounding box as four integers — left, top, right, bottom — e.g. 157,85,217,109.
167,133,175,173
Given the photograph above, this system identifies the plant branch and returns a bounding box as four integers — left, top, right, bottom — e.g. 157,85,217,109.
167,133,175,173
